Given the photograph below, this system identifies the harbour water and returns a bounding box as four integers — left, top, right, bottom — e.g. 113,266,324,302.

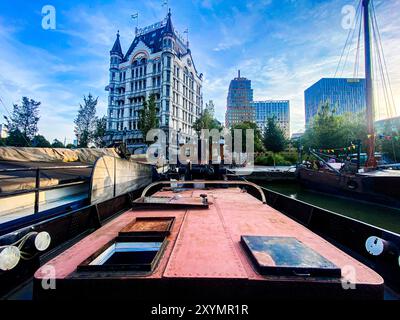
259,181,400,234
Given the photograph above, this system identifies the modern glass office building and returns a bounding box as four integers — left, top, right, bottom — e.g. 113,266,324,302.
304,78,366,126
253,100,290,137
225,71,254,127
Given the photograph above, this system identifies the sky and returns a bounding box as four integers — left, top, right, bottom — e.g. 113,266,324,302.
0,0,399,143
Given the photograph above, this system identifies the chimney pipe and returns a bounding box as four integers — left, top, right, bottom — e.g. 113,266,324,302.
238,70,241,78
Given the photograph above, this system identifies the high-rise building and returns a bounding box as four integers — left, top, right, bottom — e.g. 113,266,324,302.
225,71,254,127
252,100,290,137
104,11,203,152
304,78,366,126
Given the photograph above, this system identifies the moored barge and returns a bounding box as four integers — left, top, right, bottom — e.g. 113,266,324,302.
34,182,384,300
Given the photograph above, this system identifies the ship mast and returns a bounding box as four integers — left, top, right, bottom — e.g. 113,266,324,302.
363,0,377,168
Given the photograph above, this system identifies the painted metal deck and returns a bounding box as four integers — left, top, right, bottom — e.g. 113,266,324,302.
34,187,384,300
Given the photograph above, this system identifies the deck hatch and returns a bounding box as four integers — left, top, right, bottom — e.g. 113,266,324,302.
119,217,175,237
241,236,341,278
77,239,167,272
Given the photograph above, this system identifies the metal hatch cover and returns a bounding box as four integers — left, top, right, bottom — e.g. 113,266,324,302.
119,217,175,237
241,236,341,278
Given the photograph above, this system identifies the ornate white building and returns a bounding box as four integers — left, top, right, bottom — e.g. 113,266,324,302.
105,11,203,153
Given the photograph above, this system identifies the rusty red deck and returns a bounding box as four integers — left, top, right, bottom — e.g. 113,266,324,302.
34,187,384,300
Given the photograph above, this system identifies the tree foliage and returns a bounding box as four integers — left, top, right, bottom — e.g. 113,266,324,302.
231,121,264,153
51,139,65,148
263,117,287,153
302,102,367,151
93,116,107,148
5,129,30,147
4,97,40,143
74,94,98,148
378,120,400,162
32,135,51,148
192,101,222,136
138,94,159,145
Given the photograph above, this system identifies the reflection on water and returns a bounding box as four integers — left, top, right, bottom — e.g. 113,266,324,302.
259,181,400,234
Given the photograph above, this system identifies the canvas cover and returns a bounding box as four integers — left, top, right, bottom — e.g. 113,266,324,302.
0,147,120,163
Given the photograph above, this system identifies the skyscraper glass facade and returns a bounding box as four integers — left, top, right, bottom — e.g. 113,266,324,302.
253,100,290,137
304,78,366,126
225,71,254,127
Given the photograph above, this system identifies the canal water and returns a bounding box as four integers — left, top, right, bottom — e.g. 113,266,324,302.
259,181,400,234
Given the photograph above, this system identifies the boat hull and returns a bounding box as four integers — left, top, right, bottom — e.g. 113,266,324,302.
296,167,400,208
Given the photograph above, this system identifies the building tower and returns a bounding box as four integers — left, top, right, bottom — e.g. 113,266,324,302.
225,71,254,127
104,11,203,153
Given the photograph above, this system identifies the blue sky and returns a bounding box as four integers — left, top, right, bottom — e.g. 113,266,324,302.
0,0,399,143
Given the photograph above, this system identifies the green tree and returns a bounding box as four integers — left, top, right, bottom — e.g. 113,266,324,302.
66,143,75,149
93,116,107,148
231,121,264,153
5,129,29,147
263,117,287,153
74,94,98,148
32,135,51,147
193,101,222,136
4,97,40,143
138,94,159,145
379,120,400,162
51,139,65,148
302,102,367,151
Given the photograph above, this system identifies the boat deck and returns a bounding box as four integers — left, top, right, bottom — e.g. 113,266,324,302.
34,187,383,300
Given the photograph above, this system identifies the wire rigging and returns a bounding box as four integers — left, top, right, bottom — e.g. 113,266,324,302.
353,8,363,79
334,0,362,78
371,1,397,118
340,1,362,77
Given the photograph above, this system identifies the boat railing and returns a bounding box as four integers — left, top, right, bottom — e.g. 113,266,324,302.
141,180,267,204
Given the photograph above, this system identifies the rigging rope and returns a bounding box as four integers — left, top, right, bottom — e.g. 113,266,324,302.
340,2,362,77
353,8,363,79
370,0,398,161
371,1,397,118
334,0,362,78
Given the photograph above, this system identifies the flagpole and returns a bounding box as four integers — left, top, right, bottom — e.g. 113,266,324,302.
131,13,139,35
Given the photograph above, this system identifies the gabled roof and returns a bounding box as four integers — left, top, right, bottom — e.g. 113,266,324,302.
123,27,166,61
110,31,123,57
